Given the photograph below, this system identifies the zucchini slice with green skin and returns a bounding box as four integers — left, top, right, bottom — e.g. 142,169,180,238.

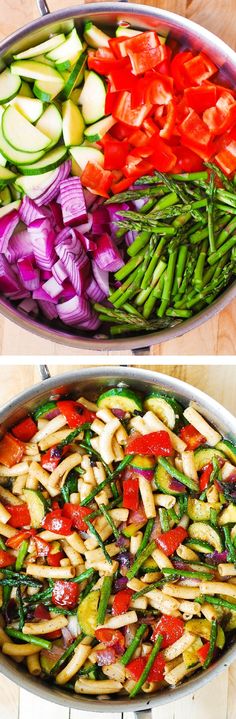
18,81,34,98
0,199,20,217
194,446,225,472
188,522,223,552
79,71,106,124
23,488,47,528
97,387,142,413
0,166,17,186
35,105,62,149
187,497,220,522
218,503,236,525
0,68,21,104
130,455,155,471
115,26,142,38
155,463,186,496
0,118,44,165
11,60,64,83
216,440,236,465
2,106,50,153
77,590,99,636
83,22,110,48
185,538,215,554
34,77,64,102
47,28,83,68
183,637,202,669
84,115,116,143
185,619,225,649
15,169,60,199
11,96,43,123
62,100,85,146
61,51,87,99
144,392,183,430
69,145,104,172
13,34,66,61
19,147,67,176
0,186,11,205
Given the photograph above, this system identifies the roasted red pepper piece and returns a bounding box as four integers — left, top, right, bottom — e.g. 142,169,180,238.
0,433,24,468
152,614,184,648
5,504,31,528
12,416,37,442
126,430,173,457
112,588,133,615
199,463,213,492
156,526,188,556
127,652,165,682
41,444,69,473
33,536,50,557
52,580,79,608
96,647,116,665
95,627,125,649
42,510,72,536
47,549,64,567
179,423,206,450
57,400,95,429
81,162,113,198
0,548,15,567
34,604,51,620
63,503,91,532
6,529,35,549
197,641,210,664
123,477,139,511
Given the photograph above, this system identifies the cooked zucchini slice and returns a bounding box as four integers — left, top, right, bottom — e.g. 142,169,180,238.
77,590,100,636
194,447,225,472
23,488,47,528
97,387,142,413
188,522,223,552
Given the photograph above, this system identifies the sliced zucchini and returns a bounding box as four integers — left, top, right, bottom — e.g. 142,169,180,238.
19,146,67,176
187,497,220,522
0,199,20,217
0,186,11,205
0,152,7,167
34,76,64,102
185,619,225,649
11,96,43,123
79,71,106,124
61,51,87,99
40,639,64,674
97,387,142,413
155,463,186,496
2,106,50,152
84,115,116,143
123,522,146,538
23,488,47,528
70,87,82,105
188,521,223,552
77,590,99,636
218,503,236,525
183,636,202,669
185,538,215,554
69,145,104,173
62,99,85,146
194,446,225,472
83,22,110,48
130,455,155,471
35,104,62,148
11,60,64,83
18,80,34,98
216,440,236,465
13,34,66,61
116,26,142,38
0,118,44,165
144,392,183,430
141,557,158,573
47,28,82,69
0,165,17,186
0,68,21,104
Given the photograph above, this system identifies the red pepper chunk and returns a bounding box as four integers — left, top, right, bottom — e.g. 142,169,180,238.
6,529,35,549
81,162,113,198
52,580,79,608
199,463,213,492
0,433,24,468
0,548,15,568
103,137,130,171
179,423,206,450
12,416,37,442
123,477,139,511
57,400,95,429
112,588,133,616
47,550,64,567
197,641,210,664
42,510,72,536
123,32,165,75
126,430,173,457
63,503,91,532
113,91,152,127
127,652,165,682
33,536,50,557
152,615,184,648
184,85,217,113
95,627,125,650
184,53,217,85
156,526,188,556
5,504,31,528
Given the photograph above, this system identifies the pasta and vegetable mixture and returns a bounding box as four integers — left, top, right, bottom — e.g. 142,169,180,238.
0,385,236,698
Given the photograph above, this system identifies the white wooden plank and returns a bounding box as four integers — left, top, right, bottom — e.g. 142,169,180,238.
152,670,228,719
227,659,236,719
71,711,122,719
0,672,19,719
19,688,70,719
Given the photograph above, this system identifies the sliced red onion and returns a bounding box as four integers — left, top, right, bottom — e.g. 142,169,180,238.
178,577,201,586
42,276,63,299
59,177,87,226
92,205,110,233
38,299,59,320
83,188,97,210
77,213,93,235
59,249,89,295
206,550,228,564
36,160,71,206
86,276,106,302
9,288,30,300
170,478,186,492
78,313,101,331
28,218,56,271
18,298,39,315
47,201,63,231
61,280,75,300
0,209,19,253
112,408,126,419
78,232,97,253
93,232,124,272
61,626,73,648
17,258,40,291
117,551,133,568
135,468,155,481
116,534,129,548
92,260,109,296
0,256,23,293
113,576,128,593
133,197,148,210
5,230,34,263
56,227,80,254
19,196,47,225
52,259,67,284
125,230,137,247
33,287,57,304
57,295,91,325
45,407,60,420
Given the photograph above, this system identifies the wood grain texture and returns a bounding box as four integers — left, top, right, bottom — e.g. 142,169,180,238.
0,0,235,354
0,363,235,718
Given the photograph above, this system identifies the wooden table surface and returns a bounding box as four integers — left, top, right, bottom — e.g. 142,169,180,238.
0,0,235,355
0,362,236,718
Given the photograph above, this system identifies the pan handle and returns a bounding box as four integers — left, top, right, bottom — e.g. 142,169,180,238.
37,0,50,15
39,364,51,380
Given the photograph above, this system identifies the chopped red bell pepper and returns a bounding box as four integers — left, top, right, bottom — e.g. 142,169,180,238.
57,400,95,429
63,503,91,532
52,580,79,608
151,137,177,172
0,548,15,567
81,162,113,198
42,509,72,536
0,433,24,468
199,463,213,492
123,477,139,511
111,176,135,194
45,629,63,640
215,139,236,175
103,136,130,170
180,109,212,148
197,641,210,664
151,614,184,648
105,83,119,114
174,145,203,173
96,647,116,665
6,529,35,549
95,627,125,648
5,503,31,528
113,91,152,127
147,73,173,105
33,536,50,557
179,423,206,450
34,604,51,620
123,32,165,75
159,100,176,139
203,91,236,135
112,588,133,616
184,84,217,113
171,51,194,90
127,652,165,682
108,59,137,93
184,53,217,85
12,416,37,442
156,526,188,556
126,430,173,457
47,549,64,567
